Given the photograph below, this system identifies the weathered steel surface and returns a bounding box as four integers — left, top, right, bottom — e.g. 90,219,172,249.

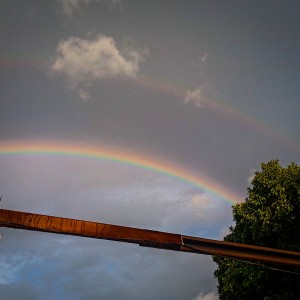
1,209,300,267
181,236,300,267
0,209,181,250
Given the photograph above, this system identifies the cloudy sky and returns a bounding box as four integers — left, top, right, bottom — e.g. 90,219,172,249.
1,1,300,299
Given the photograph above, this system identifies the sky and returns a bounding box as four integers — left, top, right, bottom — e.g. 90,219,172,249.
1,0,300,299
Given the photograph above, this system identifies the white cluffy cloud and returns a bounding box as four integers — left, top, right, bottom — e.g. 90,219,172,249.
52,35,142,84
60,0,121,17
186,52,211,108
78,89,91,101
219,226,231,239
0,254,40,284
184,82,215,108
195,291,219,300
51,34,145,100
184,84,213,108
61,0,91,17
247,168,257,185
191,193,219,222
201,53,209,63
189,192,232,230
185,87,204,107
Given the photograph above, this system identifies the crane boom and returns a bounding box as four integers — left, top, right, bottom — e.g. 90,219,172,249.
1,208,300,267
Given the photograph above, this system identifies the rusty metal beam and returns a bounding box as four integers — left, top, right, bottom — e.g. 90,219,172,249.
1,209,300,268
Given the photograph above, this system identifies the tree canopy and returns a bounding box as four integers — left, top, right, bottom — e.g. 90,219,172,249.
213,159,300,300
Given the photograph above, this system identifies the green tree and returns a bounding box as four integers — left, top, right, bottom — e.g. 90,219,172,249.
213,159,300,300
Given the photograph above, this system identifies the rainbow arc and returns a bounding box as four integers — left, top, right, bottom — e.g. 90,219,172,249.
0,140,242,204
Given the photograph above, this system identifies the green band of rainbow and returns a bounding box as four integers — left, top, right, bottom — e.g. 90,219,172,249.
0,140,242,204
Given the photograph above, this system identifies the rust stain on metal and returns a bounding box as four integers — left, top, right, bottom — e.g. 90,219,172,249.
1,209,300,267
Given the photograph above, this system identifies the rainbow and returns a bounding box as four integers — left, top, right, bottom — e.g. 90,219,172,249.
134,77,300,154
2,55,299,154
0,140,242,204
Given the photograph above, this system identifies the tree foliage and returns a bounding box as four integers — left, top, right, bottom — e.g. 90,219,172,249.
213,159,300,300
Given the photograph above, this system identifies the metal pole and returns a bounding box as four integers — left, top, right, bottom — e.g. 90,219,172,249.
1,209,300,267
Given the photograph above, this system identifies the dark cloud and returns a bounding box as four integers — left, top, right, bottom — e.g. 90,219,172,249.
1,228,217,300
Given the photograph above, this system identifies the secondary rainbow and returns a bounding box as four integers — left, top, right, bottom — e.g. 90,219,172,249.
2,51,300,154
0,140,242,204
